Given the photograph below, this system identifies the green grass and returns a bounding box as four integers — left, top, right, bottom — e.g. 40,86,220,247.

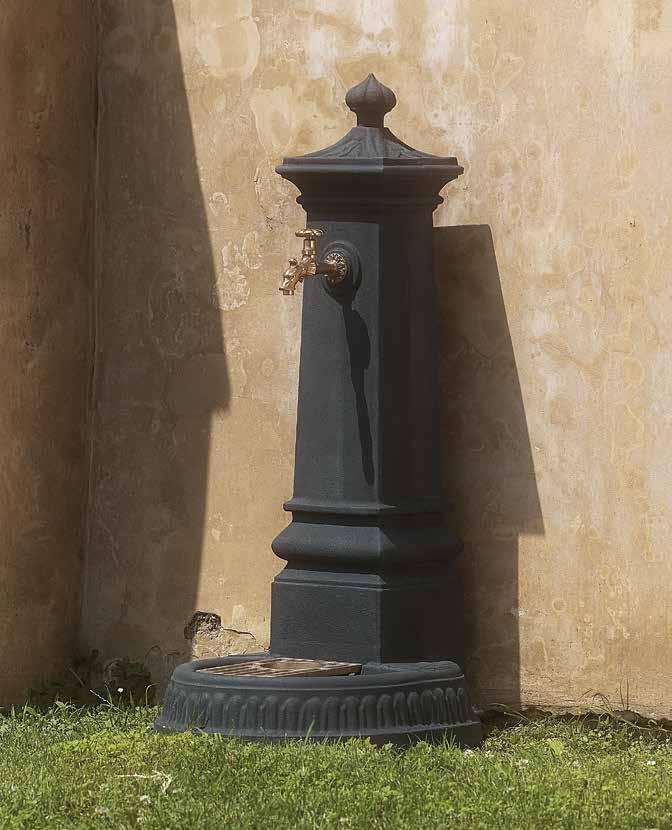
1,704,671,829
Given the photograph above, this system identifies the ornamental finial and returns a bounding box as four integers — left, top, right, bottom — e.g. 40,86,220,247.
345,73,396,128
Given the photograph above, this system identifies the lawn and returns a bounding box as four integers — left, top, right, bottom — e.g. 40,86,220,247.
1,703,671,829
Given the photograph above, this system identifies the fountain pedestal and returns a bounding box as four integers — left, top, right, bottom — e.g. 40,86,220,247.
156,75,481,745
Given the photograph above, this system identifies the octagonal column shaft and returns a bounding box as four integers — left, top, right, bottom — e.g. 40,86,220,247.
270,75,465,665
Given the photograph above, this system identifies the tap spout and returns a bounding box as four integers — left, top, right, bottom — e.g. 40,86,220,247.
280,258,302,295
279,229,349,295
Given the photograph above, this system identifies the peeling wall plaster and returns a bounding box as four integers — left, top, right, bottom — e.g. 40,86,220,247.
3,0,671,715
84,0,672,715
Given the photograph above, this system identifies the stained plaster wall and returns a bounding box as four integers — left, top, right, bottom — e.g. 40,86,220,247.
82,0,672,716
4,0,671,715
0,2,95,702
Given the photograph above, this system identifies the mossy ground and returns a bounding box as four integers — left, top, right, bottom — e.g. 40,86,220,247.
1,703,671,829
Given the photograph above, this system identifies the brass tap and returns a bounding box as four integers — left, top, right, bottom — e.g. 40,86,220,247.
280,229,349,295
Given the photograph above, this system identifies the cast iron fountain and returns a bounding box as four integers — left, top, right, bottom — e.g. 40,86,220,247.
156,74,482,745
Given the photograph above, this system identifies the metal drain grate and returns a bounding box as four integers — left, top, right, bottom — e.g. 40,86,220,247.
196,658,362,678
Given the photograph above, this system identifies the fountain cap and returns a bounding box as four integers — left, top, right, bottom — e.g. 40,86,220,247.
345,73,396,127
276,73,463,203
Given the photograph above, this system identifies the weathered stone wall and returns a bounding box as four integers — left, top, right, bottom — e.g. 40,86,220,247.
0,2,95,702
80,0,672,717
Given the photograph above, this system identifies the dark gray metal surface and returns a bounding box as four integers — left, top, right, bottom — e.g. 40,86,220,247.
156,655,481,745
271,75,470,670
157,74,481,745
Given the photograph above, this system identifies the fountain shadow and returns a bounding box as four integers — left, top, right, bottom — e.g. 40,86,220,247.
434,224,544,710
342,304,374,485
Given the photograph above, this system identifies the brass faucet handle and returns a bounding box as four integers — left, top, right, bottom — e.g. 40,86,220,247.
295,228,323,240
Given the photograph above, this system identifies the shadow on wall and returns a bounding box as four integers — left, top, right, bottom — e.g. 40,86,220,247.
435,225,545,709
81,0,227,683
